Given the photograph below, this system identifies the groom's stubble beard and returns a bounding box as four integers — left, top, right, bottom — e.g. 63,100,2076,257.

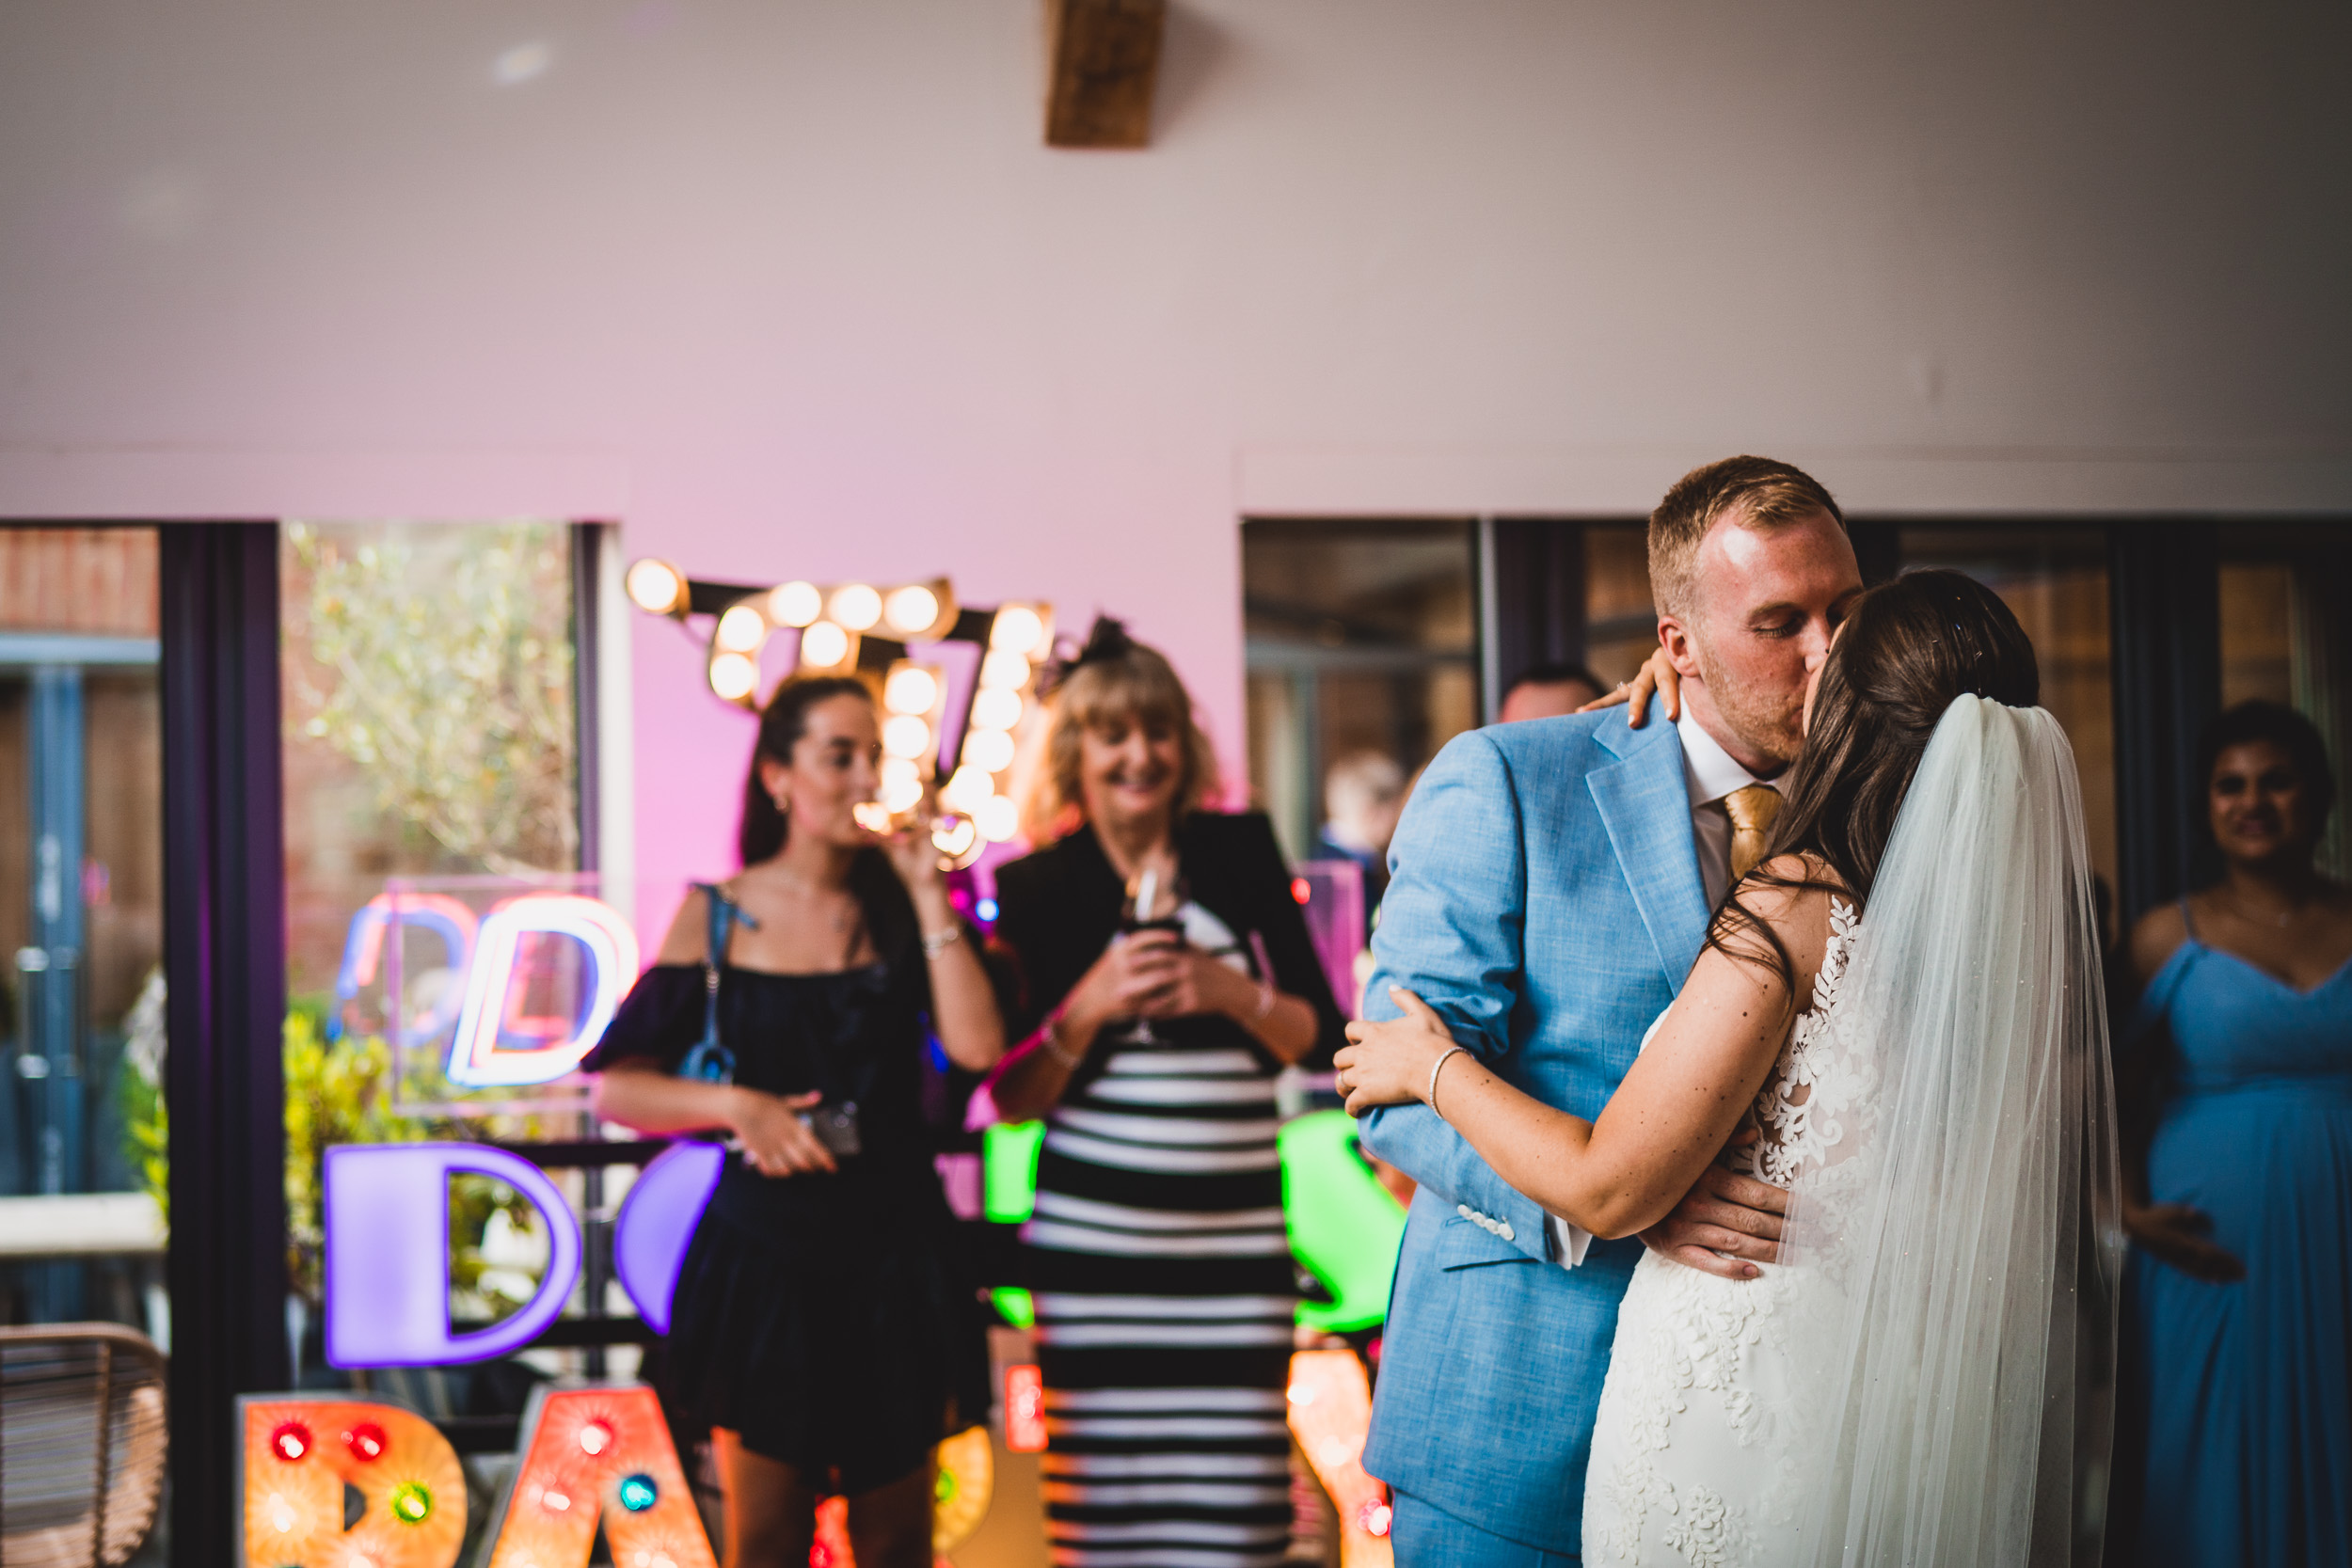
1683,620,1807,776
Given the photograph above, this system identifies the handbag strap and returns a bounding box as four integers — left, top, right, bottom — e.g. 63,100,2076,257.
681,881,758,1083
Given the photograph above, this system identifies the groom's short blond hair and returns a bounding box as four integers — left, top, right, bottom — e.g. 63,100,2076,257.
1648,456,1846,620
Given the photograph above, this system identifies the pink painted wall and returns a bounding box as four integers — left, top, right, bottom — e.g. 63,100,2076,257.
1,0,2346,942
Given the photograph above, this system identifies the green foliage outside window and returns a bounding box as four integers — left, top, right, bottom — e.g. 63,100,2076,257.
285,520,578,876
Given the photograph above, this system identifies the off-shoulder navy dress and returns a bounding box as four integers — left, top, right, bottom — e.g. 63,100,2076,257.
585,863,992,1491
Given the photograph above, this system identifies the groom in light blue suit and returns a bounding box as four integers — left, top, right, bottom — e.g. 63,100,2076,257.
1357,457,1865,1564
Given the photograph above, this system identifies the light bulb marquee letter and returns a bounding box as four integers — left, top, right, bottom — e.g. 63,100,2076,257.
478,1386,717,1568
627,561,1056,856
238,1396,467,1568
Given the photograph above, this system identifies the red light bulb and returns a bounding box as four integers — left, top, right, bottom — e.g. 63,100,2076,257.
269,1420,312,1463
578,1418,613,1456
342,1421,388,1462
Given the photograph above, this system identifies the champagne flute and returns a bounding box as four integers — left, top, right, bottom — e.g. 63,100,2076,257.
1120,865,1186,1045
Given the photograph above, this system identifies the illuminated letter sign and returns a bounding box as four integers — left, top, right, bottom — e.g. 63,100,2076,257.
1279,1109,1406,1334
324,1144,583,1369
479,1386,717,1568
445,894,640,1087
610,1141,725,1336
238,1396,466,1568
1288,1350,1392,1563
328,892,478,1046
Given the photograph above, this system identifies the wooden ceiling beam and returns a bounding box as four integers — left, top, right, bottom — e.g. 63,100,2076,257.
1044,0,1167,149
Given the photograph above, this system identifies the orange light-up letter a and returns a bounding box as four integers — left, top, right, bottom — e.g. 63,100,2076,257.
480,1386,716,1568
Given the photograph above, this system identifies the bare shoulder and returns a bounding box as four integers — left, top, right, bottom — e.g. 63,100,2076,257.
1711,852,1845,998
655,885,713,966
2127,900,2189,990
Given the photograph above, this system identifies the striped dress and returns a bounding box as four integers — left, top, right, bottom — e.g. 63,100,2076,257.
991,814,1348,1568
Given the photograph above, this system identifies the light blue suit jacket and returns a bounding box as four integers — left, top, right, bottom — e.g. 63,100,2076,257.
1359,707,1708,1554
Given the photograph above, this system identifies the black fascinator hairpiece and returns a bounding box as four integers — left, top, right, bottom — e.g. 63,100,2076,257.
1072,615,1134,668
1038,613,1134,696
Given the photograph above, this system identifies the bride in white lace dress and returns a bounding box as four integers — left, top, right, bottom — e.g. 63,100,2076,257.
1336,570,2122,1567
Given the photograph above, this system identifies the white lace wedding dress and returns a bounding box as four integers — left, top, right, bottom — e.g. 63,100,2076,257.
1581,897,1871,1568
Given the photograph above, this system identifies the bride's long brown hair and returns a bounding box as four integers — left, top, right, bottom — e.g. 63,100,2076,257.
1709,567,2041,990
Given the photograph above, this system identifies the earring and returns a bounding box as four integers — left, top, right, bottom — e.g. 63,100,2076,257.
771,793,789,812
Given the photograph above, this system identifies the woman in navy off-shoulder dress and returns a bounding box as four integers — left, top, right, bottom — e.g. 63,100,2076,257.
588,676,1006,1568
2117,701,2352,1567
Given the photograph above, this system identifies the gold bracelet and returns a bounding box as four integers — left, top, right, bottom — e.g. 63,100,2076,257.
921,924,963,958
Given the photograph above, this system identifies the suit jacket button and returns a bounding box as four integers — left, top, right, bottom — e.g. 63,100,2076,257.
1499,1223,1517,1242
1457,1205,1472,1218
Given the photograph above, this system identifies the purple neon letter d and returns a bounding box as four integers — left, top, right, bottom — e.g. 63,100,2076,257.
323,1143,583,1369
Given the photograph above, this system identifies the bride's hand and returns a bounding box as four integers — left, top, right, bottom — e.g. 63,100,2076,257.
1336,988,1459,1117
1575,647,1681,728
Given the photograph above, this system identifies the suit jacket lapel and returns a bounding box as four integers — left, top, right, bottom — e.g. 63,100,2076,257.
1587,718,1710,990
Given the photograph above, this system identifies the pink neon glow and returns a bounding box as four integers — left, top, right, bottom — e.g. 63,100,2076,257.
444,894,641,1088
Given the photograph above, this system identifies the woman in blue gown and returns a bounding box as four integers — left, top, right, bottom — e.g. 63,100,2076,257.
2119,700,2352,1566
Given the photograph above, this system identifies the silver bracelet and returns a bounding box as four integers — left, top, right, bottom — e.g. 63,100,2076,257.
1040,1013,1086,1072
921,924,963,958
1427,1045,1467,1122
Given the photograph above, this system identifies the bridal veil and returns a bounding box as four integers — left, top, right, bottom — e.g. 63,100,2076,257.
1785,695,2124,1566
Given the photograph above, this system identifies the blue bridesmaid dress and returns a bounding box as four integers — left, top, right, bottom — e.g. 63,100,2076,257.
2122,904,2352,1566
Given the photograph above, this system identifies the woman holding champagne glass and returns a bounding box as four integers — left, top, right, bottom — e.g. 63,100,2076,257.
986,619,1348,1568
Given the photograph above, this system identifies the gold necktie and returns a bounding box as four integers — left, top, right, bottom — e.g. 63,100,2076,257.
1724,784,1782,882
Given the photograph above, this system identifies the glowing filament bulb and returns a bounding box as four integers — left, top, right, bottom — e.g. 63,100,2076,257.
931,816,978,860
269,1498,296,1534
970,688,1023,732
882,775,925,815
883,715,932,760
990,605,1043,653
624,559,687,616
578,1419,613,1456
708,651,758,703
882,666,938,715
883,584,940,635
978,650,1029,690
714,604,766,653
768,580,822,626
962,727,1015,775
829,583,882,630
977,795,1020,843
799,621,850,669
881,756,919,790
543,1487,571,1512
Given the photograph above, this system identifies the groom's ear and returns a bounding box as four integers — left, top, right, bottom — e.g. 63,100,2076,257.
1655,615,1705,681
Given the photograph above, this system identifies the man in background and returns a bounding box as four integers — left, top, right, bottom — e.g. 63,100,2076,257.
1320,750,1406,927
1496,661,1605,723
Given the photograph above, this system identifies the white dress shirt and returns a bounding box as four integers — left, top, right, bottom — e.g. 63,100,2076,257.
1548,709,1782,1269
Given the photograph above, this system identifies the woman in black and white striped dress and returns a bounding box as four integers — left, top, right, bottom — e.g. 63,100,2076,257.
990,622,1347,1568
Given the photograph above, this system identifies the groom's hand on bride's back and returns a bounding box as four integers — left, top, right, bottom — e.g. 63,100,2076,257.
1640,1134,1786,1279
